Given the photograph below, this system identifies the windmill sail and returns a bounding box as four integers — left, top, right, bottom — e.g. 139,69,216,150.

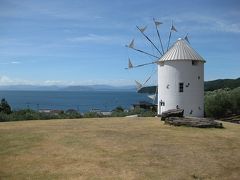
171,25,177,32
147,94,156,100
153,18,164,54
128,58,133,69
137,86,157,94
126,38,160,58
129,39,134,48
126,44,160,59
184,34,190,43
154,21,162,26
135,80,143,90
167,23,177,50
136,26,162,56
139,26,147,33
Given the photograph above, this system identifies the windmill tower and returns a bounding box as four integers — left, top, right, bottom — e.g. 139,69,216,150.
126,20,206,117
157,38,205,117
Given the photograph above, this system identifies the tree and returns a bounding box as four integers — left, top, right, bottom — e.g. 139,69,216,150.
229,87,240,114
205,89,232,118
112,106,124,113
0,98,12,114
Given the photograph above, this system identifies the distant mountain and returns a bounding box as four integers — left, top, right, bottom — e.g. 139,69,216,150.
60,86,94,91
1,78,238,92
0,84,135,92
61,85,135,91
204,78,240,91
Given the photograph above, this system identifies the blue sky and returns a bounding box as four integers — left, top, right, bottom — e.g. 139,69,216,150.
0,0,240,86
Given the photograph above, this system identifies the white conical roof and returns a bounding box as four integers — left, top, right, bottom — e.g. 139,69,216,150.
159,38,205,62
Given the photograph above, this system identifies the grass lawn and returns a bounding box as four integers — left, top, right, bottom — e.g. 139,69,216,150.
0,117,240,180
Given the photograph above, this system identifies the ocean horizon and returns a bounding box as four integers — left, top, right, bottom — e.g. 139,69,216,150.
0,90,151,112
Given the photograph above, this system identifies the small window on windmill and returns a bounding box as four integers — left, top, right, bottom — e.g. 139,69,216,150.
198,76,200,80
192,60,198,66
179,82,184,92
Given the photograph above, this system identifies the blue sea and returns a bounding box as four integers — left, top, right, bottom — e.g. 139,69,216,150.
0,91,151,112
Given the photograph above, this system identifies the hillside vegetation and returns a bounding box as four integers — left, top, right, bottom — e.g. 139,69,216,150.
204,77,240,91
0,118,240,179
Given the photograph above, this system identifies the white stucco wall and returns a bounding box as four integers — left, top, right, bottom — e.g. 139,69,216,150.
157,60,204,117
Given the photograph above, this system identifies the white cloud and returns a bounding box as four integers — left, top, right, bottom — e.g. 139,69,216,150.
0,75,32,85
0,75,14,84
0,60,21,65
161,13,240,34
0,75,134,86
11,61,21,64
0,75,65,86
67,34,127,45
215,21,240,33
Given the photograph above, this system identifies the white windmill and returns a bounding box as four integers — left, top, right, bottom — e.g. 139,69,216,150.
126,19,206,117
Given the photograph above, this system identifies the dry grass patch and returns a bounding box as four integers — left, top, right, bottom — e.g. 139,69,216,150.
0,117,240,179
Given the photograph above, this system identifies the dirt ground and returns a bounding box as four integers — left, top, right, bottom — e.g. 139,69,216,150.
0,117,239,180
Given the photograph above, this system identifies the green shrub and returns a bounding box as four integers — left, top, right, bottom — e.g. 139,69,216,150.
112,106,124,113
65,109,82,118
83,112,103,118
139,110,156,117
204,88,238,118
230,87,240,114
111,107,156,117
111,111,128,117
0,112,10,122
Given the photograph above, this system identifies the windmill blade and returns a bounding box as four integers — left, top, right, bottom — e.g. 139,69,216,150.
126,39,160,58
137,86,157,94
184,33,190,43
132,47,159,59
166,31,172,51
134,60,158,68
128,39,135,48
153,18,164,54
142,69,157,87
126,44,160,59
135,80,143,90
167,22,177,51
171,24,177,32
136,69,157,92
154,20,163,26
139,26,147,33
136,25,163,56
125,60,157,69
128,58,133,68
143,74,152,85
147,94,156,100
